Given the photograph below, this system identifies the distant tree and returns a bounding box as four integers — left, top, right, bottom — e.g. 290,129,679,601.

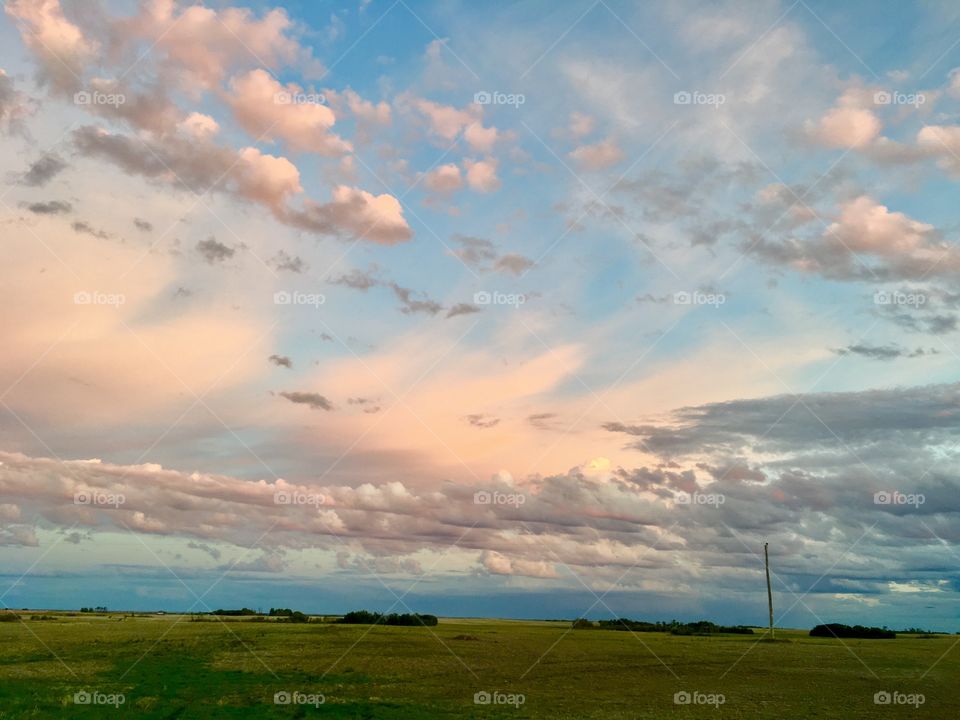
572,618,595,629
337,610,438,626
339,610,383,625
810,623,895,639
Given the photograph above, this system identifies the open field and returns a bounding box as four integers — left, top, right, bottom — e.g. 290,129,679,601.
0,613,956,718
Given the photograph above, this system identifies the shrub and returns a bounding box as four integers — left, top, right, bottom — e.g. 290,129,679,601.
572,618,595,629
0,613,20,622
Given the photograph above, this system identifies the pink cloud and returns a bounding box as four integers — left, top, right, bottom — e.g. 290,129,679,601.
464,157,501,192
810,106,881,149
226,69,351,155
423,163,463,193
5,0,97,91
124,1,309,90
569,137,624,170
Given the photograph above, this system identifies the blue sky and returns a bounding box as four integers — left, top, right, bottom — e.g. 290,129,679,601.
0,0,959,632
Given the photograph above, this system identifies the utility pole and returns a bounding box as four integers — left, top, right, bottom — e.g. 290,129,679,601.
764,542,774,639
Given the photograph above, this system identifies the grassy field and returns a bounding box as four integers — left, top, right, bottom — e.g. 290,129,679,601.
0,613,956,718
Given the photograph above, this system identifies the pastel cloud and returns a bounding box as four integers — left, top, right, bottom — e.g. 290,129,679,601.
569,137,624,170
422,163,463,193
810,106,881,148
5,0,97,91
123,1,309,90
73,125,409,243
0,221,267,426
464,157,501,192
226,69,351,155
282,185,412,244
414,97,475,140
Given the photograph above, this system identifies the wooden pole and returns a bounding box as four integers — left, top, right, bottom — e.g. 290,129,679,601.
764,542,774,639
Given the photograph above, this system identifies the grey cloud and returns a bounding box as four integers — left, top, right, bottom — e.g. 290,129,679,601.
329,267,454,318
279,391,334,411
73,125,410,244
21,154,68,186
268,354,293,369
220,552,287,573
0,71,30,134
391,283,442,316
1,441,958,615
832,344,938,360
196,237,234,264
71,220,110,238
465,414,499,429
446,303,481,318
528,412,559,429
494,253,535,275
330,267,380,290
451,234,534,275
187,540,222,560
270,250,306,273
452,235,496,266
604,383,960,460
22,200,72,215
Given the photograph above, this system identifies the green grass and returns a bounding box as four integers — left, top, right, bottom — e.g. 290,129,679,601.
0,614,956,718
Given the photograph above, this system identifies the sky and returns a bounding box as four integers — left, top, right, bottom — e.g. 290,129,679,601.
0,0,959,631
